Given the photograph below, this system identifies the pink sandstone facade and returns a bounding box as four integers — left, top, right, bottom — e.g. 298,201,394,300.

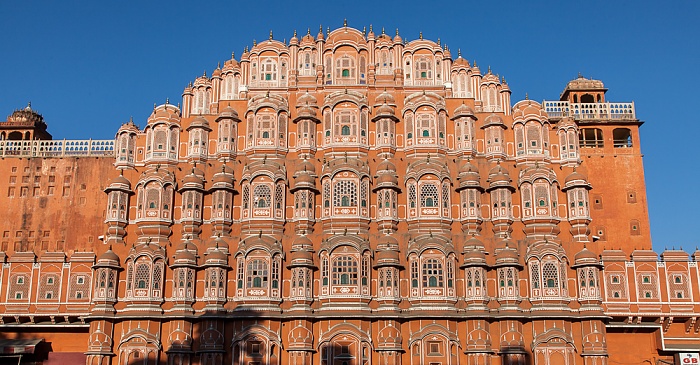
0,24,697,365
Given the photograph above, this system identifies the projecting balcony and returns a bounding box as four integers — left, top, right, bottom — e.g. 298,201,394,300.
0,139,115,158
543,101,636,121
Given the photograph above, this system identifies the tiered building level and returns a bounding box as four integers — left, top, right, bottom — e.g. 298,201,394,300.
0,25,697,365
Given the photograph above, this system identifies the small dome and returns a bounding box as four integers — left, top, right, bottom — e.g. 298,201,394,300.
494,239,520,267
457,160,481,190
297,91,318,107
375,103,395,116
377,235,399,247
375,249,401,268
181,169,204,188
482,113,505,128
296,159,316,174
211,164,235,187
289,249,315,266
205,248,228,265
573,246,600,267
188,116,211,131
105,173,132,192
376,89,396,105
377,159,397,173
463,235,485,251
375,172,399,187
452,55,469,68
487,163,513,189
217,105,239,121
173,246,197,264
563,170,591,191
293,235,313,248
461,249,487,268
565,75,605,91
452,103,475,119
97,249,120,265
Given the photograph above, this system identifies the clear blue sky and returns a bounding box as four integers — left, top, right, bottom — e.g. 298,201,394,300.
1,1,698,252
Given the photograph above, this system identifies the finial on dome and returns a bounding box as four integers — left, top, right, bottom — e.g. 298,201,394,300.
306,28,310,35
25,101,32,110
253,39,257,46
231,51,235,59
419,31,423,40
437,38,440,46
395,28,399,36
166,97,169,105
153,103,157,110
217,61,221,69
458,48,462,57
362,26,366,35
578,71,583,78
326,27,330,35
293,29,297,37
244,45,249,52
525,93,529,100
203,70,207,77
269,30,274,40
488,65,491,73
343,18,347,27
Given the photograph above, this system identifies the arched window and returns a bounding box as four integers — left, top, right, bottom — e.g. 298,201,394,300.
613,128,633,148
420,183,439,208
422,258,443,288
246,259,269,289
333,179,358,210
253,184,272,209
332,255,358,285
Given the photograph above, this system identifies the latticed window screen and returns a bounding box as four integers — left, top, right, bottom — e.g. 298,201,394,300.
606,273,627,299
637,272,659,299
69,273,91,300
360,180,368,208
416,114,434,137
422,258,444,288
333,180,358,208
39,273,60,300
441,183,450,208
542,261,559,289
332,255,358,285
242,185,249,209
420,184,439,207
135,263,151,292
152,262,163,291
535,184,549,207
271,258,280,289
411,260,419,287
275,184,284,209
9,273,29,300
253,184,272,208
530,262,541,289
408,184,417,208
247,259,269,288
668,273,690,299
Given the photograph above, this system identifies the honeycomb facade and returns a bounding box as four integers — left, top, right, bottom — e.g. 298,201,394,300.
0,25,697,365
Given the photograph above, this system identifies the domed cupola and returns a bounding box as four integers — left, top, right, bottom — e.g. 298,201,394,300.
563,169,591,191
373,158,400,192
172,239,198,267
291,159,318,193
453,102,476,120
295,91,320,121
217,105,240,121
180,168,205,192
105,171,132,194
494,239,521,268
572,245,600,268
288,237,316,269
211,164,235,190
95,247,121,269
456,160,481,191
461,235,488,268
486,162,514,191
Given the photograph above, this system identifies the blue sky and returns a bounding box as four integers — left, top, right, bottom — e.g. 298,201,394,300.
1,1,698,252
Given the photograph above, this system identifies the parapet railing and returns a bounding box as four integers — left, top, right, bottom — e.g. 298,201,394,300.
543,101,636,121
0,139,115,158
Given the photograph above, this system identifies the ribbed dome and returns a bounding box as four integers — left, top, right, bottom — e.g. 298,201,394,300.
374,249,401,268
563,170,591,191
573,246,601,268
375,172,399,187
181,169,204,188
487,163,513,189
188,116,211,130
204,249,228,265
289,249,315,268
452,55,469,68
217,105,239,120
377,235,399,247
375,103,395,116
461,248,487,268
377,159,397,173
483,113,505,128
453,103,475,119
105,173,132,192
211,164,235,187
495,239,520,267
565,75,605,91
96,249,120,267
457,160,481,190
